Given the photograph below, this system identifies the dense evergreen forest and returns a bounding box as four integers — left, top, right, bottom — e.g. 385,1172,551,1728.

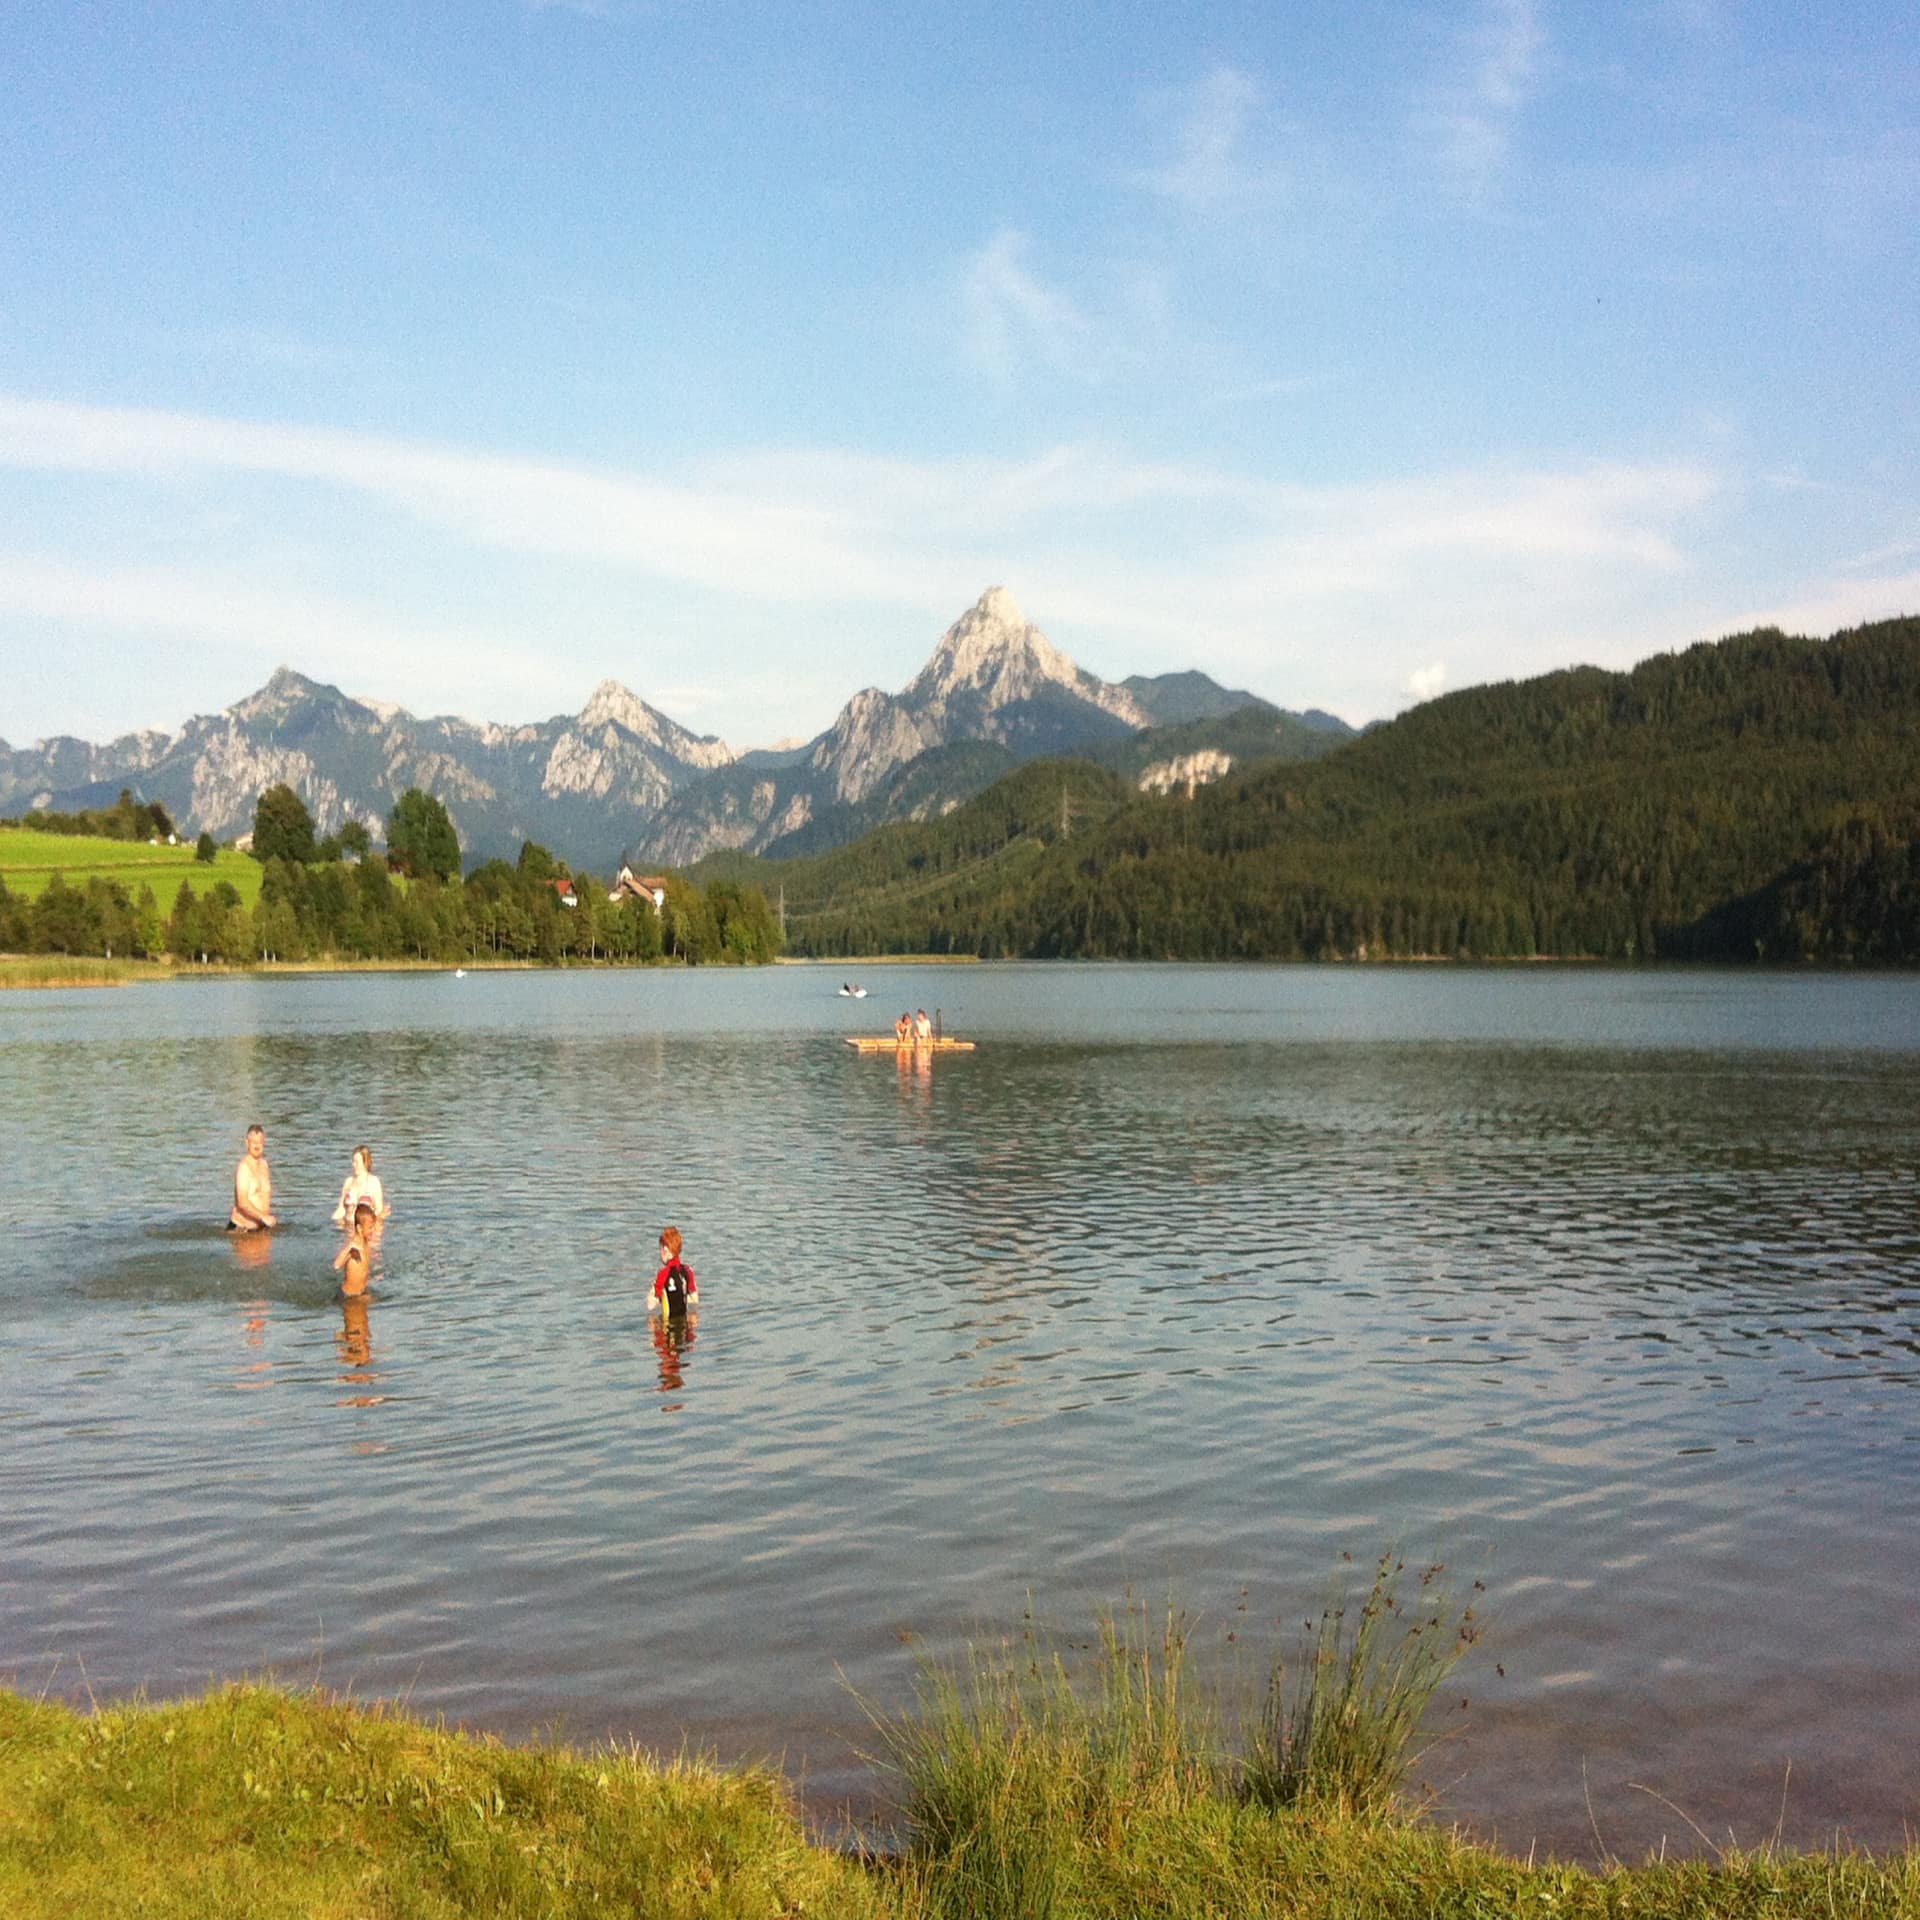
694,617,1920,963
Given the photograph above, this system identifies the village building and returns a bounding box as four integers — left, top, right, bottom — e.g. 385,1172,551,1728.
609,865,668,910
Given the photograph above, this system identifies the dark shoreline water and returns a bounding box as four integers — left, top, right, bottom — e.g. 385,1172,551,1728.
2,963,1916,1861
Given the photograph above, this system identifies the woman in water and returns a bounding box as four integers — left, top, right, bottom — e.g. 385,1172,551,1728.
331,1144,390,1225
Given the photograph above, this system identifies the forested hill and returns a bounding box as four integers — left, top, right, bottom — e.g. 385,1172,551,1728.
695,616,1920,962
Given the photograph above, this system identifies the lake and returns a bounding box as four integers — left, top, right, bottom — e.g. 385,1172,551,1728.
1,962,1916,1859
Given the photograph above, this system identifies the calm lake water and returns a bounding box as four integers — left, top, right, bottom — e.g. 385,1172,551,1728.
2,962,1917,1859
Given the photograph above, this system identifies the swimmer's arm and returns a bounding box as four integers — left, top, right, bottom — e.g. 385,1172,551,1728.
332,1241,352,1272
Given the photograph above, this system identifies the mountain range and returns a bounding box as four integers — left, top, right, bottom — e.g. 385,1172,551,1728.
699,614,1920,965
0,589,1351,867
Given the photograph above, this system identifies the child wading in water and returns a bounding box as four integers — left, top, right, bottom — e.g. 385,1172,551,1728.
333,1200,377,1297
650,1226,699,1319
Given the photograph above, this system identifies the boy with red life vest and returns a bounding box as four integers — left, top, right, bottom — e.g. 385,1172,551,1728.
649,1225,699,1319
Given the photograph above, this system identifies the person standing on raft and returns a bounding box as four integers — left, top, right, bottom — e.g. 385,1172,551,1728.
649,1226,699,1318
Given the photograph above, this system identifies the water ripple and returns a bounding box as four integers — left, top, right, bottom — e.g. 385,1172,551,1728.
1,965,1917,1858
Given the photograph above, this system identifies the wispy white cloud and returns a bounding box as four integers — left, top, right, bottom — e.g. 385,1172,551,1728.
1726,570,1920,642
0,393,907,604
1839,535,1920,573
1418,0,1545,198
0,555,564,718
1405,661,1448,702
164,325,383,375
0,392,1740,733
1136,65,1281,212
960,230,1100,384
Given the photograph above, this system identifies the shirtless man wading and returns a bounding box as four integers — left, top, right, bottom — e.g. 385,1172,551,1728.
229,1124,277,1232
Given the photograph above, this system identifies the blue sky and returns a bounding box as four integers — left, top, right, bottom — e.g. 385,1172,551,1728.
3,0,1916,749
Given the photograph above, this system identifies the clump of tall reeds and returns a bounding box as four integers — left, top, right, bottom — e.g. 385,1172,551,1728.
876,1566,1481,1918
879,1604,1223,1916
0,955,144,989
1244,1551,1480,1819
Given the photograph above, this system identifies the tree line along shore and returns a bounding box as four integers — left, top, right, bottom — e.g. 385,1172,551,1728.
0,783,782,972
691,618,1920,964
9,616,1920,975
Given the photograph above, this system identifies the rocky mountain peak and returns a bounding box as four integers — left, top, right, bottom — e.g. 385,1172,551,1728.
569,679,733,771
228,666,344,726
910,587,1040,697
905,586,1148,728
578,679,659,740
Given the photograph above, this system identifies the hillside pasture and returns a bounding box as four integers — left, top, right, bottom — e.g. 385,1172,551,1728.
0,828,262,914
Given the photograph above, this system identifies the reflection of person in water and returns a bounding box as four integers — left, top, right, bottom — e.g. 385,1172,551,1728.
229,1227,273,1272
338,1292,372,1369
335,1291,388,1408
229,1125,276,1232
652,1311,694,1403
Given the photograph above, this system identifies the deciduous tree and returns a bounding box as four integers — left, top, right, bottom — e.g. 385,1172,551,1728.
252,784,317,865
387,788,460,881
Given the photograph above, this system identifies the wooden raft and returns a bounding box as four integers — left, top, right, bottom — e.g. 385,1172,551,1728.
844,1036,977,1052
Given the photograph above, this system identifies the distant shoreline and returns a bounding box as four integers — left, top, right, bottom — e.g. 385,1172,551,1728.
5,949,1896,990
0,954,639,989
775,953,981,966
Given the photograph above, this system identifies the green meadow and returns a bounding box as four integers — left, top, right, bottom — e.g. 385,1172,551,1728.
0,827,262,914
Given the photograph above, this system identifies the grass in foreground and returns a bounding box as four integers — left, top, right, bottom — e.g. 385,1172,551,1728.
6,1574,1918,1920
0,1684,891,1920
1247,1552,1482,1818
876,1585,1918,1917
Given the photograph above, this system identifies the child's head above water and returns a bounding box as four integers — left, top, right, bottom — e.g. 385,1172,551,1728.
353,1200,377,1232
658,1225,682,1260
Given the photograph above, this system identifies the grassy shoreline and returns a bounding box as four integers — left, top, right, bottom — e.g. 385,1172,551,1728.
3,1682,1913,1919
0,955,150,989
8,1576,1917,1920
0,954,701,988
777,952,982,965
